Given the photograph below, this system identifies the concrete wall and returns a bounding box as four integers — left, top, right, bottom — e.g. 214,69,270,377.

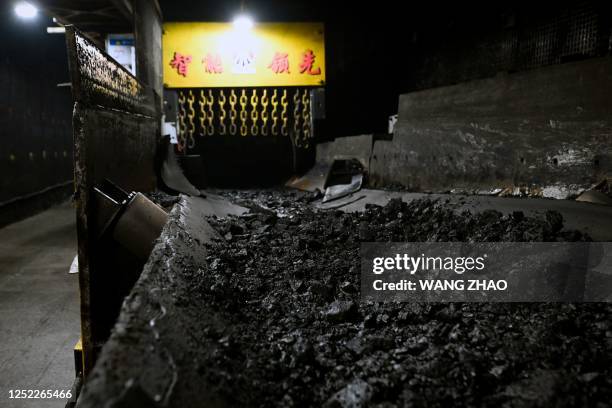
369,57,612,197
0,7,73,226
316,134,373,171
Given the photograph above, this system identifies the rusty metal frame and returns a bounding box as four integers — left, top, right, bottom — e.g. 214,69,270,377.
66,26,159,375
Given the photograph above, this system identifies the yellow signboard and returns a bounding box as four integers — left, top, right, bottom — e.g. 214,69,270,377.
163,22,325,88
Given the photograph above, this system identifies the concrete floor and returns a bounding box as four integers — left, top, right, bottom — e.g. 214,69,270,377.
0,201,79,408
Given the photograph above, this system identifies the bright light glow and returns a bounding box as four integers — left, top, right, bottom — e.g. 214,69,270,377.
14,2,38,19
233,15,254,31
47,26,66,34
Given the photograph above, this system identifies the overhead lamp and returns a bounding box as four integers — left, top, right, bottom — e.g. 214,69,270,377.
233,14,254,31
14,2,38,19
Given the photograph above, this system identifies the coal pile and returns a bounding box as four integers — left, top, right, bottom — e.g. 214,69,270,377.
189,190,611,407
145,191,181,210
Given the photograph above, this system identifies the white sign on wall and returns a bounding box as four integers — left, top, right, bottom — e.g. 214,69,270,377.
106,34,136,75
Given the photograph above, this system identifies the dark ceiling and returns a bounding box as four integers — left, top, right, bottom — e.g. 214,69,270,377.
32,0,133,32
7,0,605,137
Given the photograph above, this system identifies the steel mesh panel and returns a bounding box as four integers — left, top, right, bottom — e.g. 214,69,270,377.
413,1,610,90
514,2,600,70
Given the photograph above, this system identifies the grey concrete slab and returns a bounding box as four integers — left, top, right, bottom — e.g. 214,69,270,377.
316,134,373,170
195,192,248,218
287,134,374,193
0,202,79,408
370,58,612,195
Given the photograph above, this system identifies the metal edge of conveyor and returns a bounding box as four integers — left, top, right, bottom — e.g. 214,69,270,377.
74,195,242,407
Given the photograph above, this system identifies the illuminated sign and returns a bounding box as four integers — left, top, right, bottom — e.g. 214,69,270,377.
163,22,325,88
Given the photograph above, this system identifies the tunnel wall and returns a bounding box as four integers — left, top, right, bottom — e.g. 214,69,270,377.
0,8,73,227
369,57,612,197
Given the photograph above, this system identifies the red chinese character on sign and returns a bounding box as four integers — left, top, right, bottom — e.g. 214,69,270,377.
202,53,223,74
268,52,290,74
169,52,192,76
299,49,321,75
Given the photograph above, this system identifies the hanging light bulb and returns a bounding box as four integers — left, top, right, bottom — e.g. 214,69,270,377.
14,2,38,19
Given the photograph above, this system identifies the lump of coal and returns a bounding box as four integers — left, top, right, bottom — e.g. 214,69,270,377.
323,300,356,322
382,197,404,217
324,379,372,408
546,210,564,233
